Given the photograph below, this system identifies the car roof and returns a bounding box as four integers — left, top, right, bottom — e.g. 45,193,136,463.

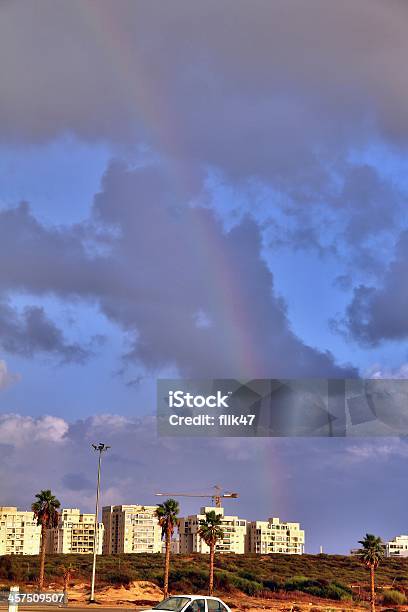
172,595,224,601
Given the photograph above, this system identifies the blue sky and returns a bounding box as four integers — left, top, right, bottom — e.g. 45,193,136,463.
1,0,408,554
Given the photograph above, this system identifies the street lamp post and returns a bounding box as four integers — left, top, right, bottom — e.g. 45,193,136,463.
90,443,110,603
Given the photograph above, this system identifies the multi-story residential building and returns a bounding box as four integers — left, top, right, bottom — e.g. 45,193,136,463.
178,507,247,554
161,538,180,554
0,507,41,555
102,505,162,554
246,517,304,554
0,503,305,557
386,535,408,557
48,508,104,554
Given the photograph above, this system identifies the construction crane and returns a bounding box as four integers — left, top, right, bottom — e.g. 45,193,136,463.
155,485,238,508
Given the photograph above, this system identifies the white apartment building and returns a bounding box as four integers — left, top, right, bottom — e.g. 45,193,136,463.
386,535,408,557
102,505,162,554
162,538,180,554
47,508,104,555
0,507,41,555
178,507,247,554
246,517,304,554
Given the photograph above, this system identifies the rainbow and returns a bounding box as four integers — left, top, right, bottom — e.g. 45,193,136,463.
77,2,269,377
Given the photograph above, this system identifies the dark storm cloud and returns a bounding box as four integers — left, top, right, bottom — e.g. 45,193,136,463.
0,161,355,377
0,202,109,296
340,231,408,345
0,1,405,558
91,162,356,377
263,162,403,273
338,165,400,243
0,301,90,363
0,0,406,352
1,0,408,187
0,203,106,363
62,472,94,492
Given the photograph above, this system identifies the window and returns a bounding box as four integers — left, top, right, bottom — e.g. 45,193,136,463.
154,597,191,611
185,600,205,612
207,599,227,612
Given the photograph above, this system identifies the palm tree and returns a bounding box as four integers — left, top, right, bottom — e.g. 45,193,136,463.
156,498,179,599
60,563,74,602
32,490,61,589
198,510,224,596
357,533,384,612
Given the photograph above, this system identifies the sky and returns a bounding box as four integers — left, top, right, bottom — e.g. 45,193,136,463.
0,0,408,554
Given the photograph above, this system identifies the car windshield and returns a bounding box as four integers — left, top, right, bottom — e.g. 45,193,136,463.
154,597,191,611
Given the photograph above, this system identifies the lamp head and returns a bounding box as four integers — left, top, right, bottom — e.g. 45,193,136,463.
92,443,111,452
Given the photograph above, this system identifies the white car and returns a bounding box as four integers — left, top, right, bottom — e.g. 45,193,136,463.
143,595,232,612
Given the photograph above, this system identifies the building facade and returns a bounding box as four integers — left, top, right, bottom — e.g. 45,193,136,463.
386,535,408,557
47,508,103,554
178,507,247,554
0,507,41,555
161,538,180,554
246,517,304,554
0,503,305,557
102,505,162,554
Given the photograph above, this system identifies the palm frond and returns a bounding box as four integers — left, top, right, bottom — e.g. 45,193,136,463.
155,498,180,540
31,490,61,528
357,534,384,568
198,511,225,546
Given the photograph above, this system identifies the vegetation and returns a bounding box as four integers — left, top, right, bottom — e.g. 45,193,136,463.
283,575,352,601
198,511,224,595
382,589,407,605
357,534,384,612
155,498,179,599
31,490,61,589
2,552,408,603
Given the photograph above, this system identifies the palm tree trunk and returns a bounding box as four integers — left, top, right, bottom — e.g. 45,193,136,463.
163,527,171,599
370,565,375,612
63,569,70,597
38,522,47,590
209,542,214,596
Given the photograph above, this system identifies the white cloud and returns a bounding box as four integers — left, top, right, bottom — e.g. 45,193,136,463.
346,439,408,462
367,363,408,379
0,414,68,447
193,310,212,329
86,414,131,434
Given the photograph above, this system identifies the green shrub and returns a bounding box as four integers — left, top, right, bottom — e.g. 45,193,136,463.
263,578,281,591
284,576,316,592
382,590,407,605
104,570,135,586
214,571,234,593
170,568,209,592
0,557,28,582
237,570,259,582
283,576,352,601
231,576,263,596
